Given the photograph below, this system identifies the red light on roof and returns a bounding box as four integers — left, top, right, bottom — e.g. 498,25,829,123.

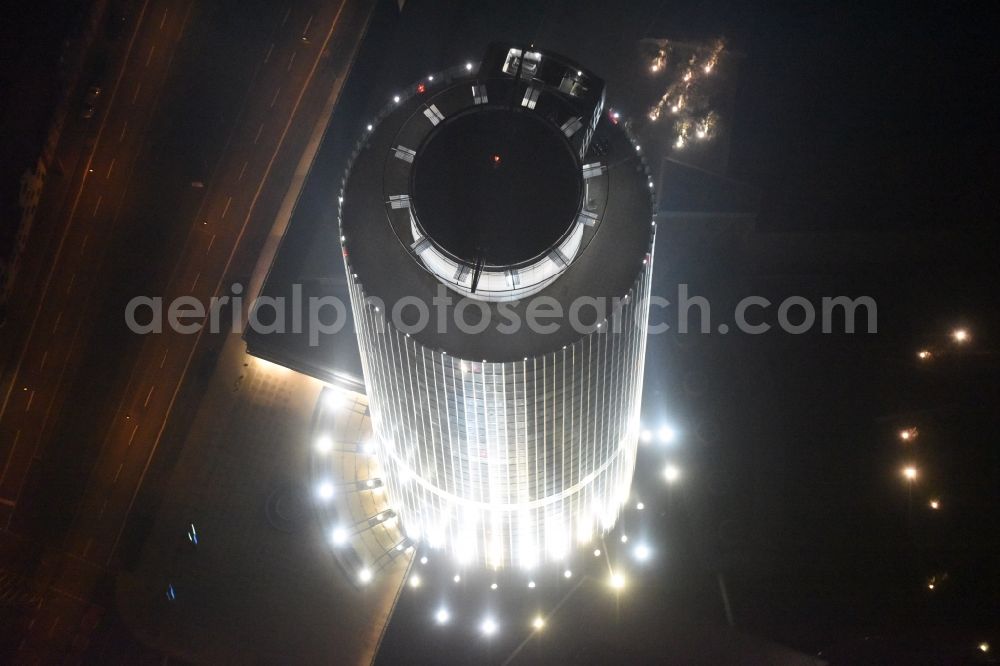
417,83,426,94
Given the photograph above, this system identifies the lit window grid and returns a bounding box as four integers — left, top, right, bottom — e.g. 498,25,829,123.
346,260,652,569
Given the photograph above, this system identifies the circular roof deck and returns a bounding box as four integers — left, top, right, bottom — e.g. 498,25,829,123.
411,107,582,267
339,71,655,360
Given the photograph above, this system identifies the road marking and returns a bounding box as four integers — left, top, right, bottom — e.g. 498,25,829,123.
270,87,281,108
119,120,128,142
146,45,156,67
191,272,200,290
39,351,48,371
237,160,248,182
113,463,123,484
159,7,168,29
302,14,313,37
67,272,76,294
160,349,169,368
132,81,142,104
143,386,155,407
81,234,89,254
106,158,116,179
52,311,62,333
127,424,139,447
207,234,216,253
263,42,274,64
254,123,264,144
221,195,232,219
93,195,103,217
281,7,291,26
0,430,20,486
25,390,35,413
287,51,296,71
0,0,152,427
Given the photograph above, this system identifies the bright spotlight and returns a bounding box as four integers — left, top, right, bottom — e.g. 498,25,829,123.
358,568,372,584
929,499,940,510
634,544,651,562
317,481,334,501
465,62,473,71
435,607,450,625
314,435,333,454
610,573,626,589
593,548,601,557
420,556,428,564
899,428,917,442
952,328,969,343
620,534,628,544
636,502,645,511
640,429,652,443
917,349,932,360
323,390,343,410
332,527,348,545
409,574,422,588
392,95,400,103
663,464,681,483
453,574,461,583
902,465,918,481
563,569,572,579
480,617,498,636
658,425,677,444
979,642,990,653
527,580,536,588
490,582,498,590
532,615,545,630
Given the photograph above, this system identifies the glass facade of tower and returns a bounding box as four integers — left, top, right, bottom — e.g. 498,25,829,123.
345,261,652,568
338,46,656,569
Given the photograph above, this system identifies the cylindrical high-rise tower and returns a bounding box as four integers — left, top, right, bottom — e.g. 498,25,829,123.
338,45,655,569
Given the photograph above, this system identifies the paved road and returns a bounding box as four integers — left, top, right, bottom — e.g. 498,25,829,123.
0,0,376,659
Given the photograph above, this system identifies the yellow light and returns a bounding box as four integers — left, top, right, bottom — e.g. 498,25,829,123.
979,642,989,653
952,328,969,343
927,582,934,590
899,428,917,442
610,573,626,590
593,548,601,557
664,464,681,483
917,349,932,360
902,466,917,481
409,574,421,588
532,615,545,630
929,499,940,510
